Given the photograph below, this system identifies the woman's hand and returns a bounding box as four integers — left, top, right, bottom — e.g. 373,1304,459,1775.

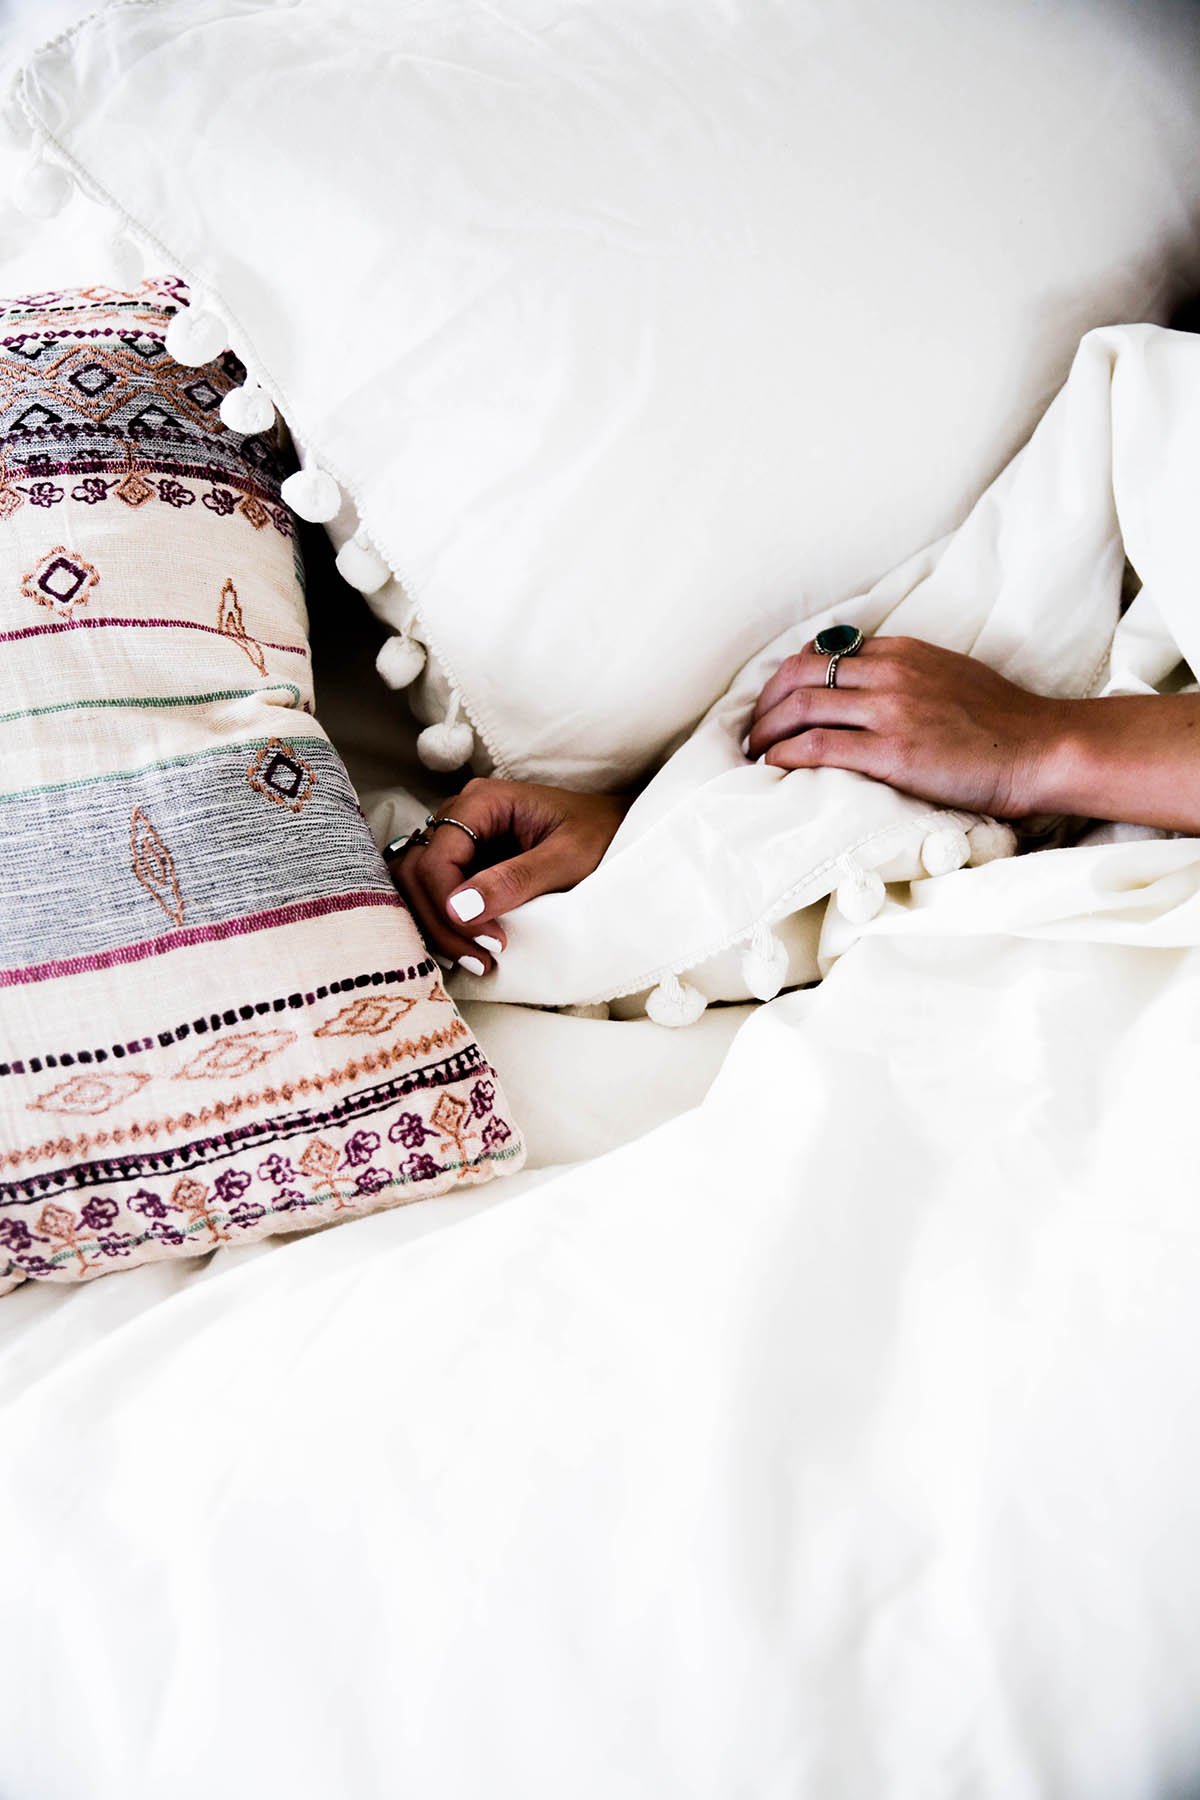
387,779,628,975
746,635,1066,818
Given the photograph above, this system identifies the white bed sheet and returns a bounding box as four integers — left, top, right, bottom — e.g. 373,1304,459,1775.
2,918,1200,1799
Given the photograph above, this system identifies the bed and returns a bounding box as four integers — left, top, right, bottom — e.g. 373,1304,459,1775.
3,2,1200,1795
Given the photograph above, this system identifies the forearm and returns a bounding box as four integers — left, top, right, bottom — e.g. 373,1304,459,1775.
1030,695,1200,833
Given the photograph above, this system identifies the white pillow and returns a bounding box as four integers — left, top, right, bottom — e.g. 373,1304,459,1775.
8,0,1200,791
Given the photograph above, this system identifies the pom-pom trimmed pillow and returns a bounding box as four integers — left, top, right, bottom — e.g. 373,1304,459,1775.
0,281,523,1297
7,0,1200,788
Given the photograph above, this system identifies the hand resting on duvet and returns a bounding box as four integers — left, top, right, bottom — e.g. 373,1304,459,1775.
389,635,1199,976
746,633,1200,833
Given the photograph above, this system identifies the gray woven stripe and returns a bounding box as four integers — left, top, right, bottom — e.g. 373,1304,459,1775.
0,735,391,970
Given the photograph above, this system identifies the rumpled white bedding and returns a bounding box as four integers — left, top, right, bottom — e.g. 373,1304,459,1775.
6,126,1200,1800
2,915,1200,1799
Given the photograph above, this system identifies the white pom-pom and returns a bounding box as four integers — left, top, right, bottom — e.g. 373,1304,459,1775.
835,859,886,924
219,380,275,435
280,465,341,523
376,633,427,689
740,923,789,1002
560,1002,611,1020
14,155,72,220
920,823,971,877
966,819,1018,866
417,693,475,771
646,972,708,1029
105,230,143,288
164,305,228,367
334,533,391,596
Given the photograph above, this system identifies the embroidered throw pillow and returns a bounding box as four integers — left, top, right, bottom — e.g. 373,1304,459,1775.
0,280,523,1297
7,0,1200,789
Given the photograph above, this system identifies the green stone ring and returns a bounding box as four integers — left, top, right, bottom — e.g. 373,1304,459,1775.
813,623,865,688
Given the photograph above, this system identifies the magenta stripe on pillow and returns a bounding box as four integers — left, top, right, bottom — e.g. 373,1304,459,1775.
0,616,309,654
0,891,402,988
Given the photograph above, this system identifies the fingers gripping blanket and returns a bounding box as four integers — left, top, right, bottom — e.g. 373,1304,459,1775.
451,323,1200,1015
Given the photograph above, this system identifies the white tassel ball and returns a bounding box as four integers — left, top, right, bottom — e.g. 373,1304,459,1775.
15,156,72,220
376,633,427,689
646,972,708,1028
835,860,886,923
219,381,275,435
280,465,342,523
335,534,391,596
920,823,972,877
164,305,228,367
417,719,475,772
966,819,1019,866
741,924,789,1002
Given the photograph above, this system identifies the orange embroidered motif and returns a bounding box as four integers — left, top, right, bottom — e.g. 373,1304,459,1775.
299,1137,340,1180
237,494,269,530
3,1021,470,1169
169,1176,228,1243
130,806,184,925
174,1029,296,1080
27,1071,149,1116
247,738,316,813
430,1091,472,1181
45,342,140,423
313,995,417,1038
21,546,100,615
298,1135,357,1209
114,471,154,507
36,1202,90,1274
217,577,267,675
0,483,23,521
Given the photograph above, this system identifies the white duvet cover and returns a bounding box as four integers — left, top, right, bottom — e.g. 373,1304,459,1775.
2,910,1200,1799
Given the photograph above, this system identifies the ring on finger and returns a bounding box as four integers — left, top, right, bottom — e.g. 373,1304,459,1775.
382,825,430,860
813,623,865,689
425,813,480,846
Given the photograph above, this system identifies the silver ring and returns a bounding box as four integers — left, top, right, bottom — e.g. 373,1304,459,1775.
813,624,864,689
425,813,479,846
382,827,428,860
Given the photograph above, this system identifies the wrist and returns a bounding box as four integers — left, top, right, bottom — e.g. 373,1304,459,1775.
1023,697,1147,824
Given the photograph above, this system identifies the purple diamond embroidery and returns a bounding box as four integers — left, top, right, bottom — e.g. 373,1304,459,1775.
183,378,221,413
21,547,100,615
68,362,117,398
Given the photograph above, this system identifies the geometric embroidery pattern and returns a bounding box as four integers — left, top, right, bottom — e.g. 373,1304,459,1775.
174,1029,296,1080
313,995,417,1038
20,545,100,615
0,280,523,1292
0,961,436,1081
247,736,316,814
114,470,155,508
217,576,267,674
130,805,185,926
27,1070,150,1115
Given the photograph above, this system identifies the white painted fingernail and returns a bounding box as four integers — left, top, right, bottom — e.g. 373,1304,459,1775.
449,888,485,922
434,954,454,970
458,955,486,977
476,935,503,955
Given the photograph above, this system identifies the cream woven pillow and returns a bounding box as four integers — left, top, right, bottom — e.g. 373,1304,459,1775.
0,280,523,1296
